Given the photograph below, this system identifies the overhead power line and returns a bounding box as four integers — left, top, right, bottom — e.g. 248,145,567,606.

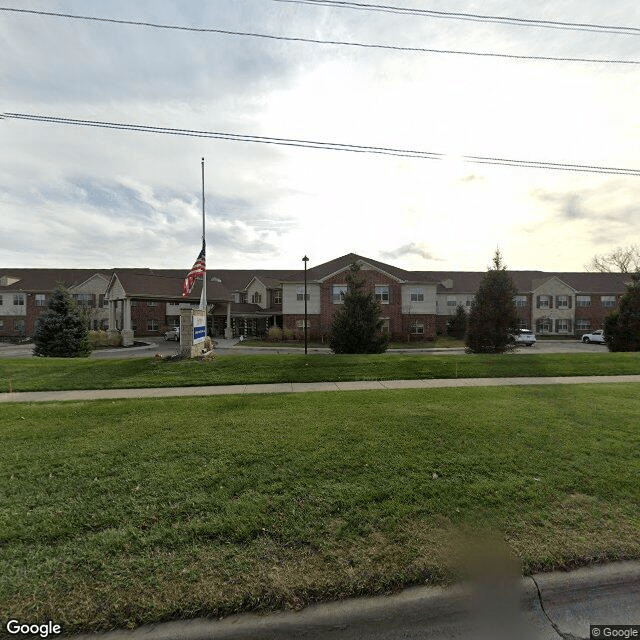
274,0,640,37
4,112,640,177
0,6,638,65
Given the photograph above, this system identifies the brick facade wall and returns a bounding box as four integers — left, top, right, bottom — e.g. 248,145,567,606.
284,270,437,341
130,301,169,336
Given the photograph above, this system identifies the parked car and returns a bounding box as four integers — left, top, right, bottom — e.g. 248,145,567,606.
512,329,536,346
164,328,180,341
581,329,606,344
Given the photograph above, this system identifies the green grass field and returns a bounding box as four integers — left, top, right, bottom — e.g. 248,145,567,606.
1,384,639,635
1,351,639,393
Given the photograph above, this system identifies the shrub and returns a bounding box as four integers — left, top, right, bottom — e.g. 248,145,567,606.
466,250,519,354
267,326,283,342
604,272,640,351
329,261,388,354
282,327,294,341
33,287,92,357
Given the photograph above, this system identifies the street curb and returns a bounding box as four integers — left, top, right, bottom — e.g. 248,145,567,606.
62,562,640,639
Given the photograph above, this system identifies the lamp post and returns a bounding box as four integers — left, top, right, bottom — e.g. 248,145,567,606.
303,255,309,354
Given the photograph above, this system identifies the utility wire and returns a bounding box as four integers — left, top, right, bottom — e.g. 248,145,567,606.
4,112,640,177
0,6,638,65
274,0,640,37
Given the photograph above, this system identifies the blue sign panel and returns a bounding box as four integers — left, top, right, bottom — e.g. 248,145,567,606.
193,325,206,343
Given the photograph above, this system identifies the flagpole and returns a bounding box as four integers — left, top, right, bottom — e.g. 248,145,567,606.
201,157,206,312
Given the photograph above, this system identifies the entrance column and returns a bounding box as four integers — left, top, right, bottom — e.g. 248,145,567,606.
121,298,134,346
225,302,233,339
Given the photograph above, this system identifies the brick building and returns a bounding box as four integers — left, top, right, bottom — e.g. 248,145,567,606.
0,254,632,343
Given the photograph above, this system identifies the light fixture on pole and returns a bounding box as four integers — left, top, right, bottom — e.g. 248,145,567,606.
303,255,309,354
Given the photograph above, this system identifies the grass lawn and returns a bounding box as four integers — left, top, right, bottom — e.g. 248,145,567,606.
1,384,639,635
1,352,639,393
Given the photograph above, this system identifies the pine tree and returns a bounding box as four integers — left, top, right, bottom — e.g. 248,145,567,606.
33,286,92,357
329,262,389,354
465,250,519,354
603,272,640,351
446,304,468,339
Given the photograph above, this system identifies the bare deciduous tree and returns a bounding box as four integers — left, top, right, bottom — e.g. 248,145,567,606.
585,245,640,274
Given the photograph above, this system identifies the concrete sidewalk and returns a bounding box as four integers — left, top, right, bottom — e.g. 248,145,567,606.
65,561,640,639
3,374,640,403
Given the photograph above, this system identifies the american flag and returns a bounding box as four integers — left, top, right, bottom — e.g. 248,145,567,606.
182,241,206,297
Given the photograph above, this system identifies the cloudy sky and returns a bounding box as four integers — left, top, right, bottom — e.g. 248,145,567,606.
1,0,639,273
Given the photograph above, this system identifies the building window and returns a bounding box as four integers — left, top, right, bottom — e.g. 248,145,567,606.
466,299,473,307
537,296,550,309
73,293,93,307
517,319,530,329
35,294,47,306
147,301,157,307
515,295,527,307
576,319,591,331
147,319,159,332
332,285,347,303
0,320,4,330
410,288,424,302
410,321,424,334
13,294,25,306
556,295,570,309
380,318,390,334
446,296,457,307
251,292,262,304
0,294,3,305
238,293,247,304
296,319,309,330
131,320,137,332
576,296,591,307
601,296,616,308
375,285,390,304
273,289,282,305
296,287,310,301
537,318,552,333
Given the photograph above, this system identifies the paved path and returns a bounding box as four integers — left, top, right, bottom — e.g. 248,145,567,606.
3,375,640,403
66,561,640,639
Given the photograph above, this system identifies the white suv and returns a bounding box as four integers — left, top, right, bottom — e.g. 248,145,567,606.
581,330,606,344
513,329,536,347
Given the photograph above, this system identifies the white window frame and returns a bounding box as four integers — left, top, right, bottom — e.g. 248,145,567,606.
410,288,424,302
576,296,591,308
556,295,569,309
538,296,550,309
601,296,616,308
515,295,527,307
410,321,424,334
576,319,591,331
273,290,282,305
13,293,25,306
296,287,310,301
375,285,390,304
146,319,159,332
332,285,347,304
251,292,262,304
35,294,47,306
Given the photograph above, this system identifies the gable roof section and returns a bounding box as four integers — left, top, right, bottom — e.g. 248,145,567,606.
0,269,113,292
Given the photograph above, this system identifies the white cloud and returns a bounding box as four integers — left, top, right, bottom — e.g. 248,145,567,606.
1,0,639,271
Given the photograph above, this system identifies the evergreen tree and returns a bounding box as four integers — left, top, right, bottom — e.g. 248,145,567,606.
603,272,640,352
33,286,92,357
329,262,389,354
465,250,519,354
446,304,468,339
